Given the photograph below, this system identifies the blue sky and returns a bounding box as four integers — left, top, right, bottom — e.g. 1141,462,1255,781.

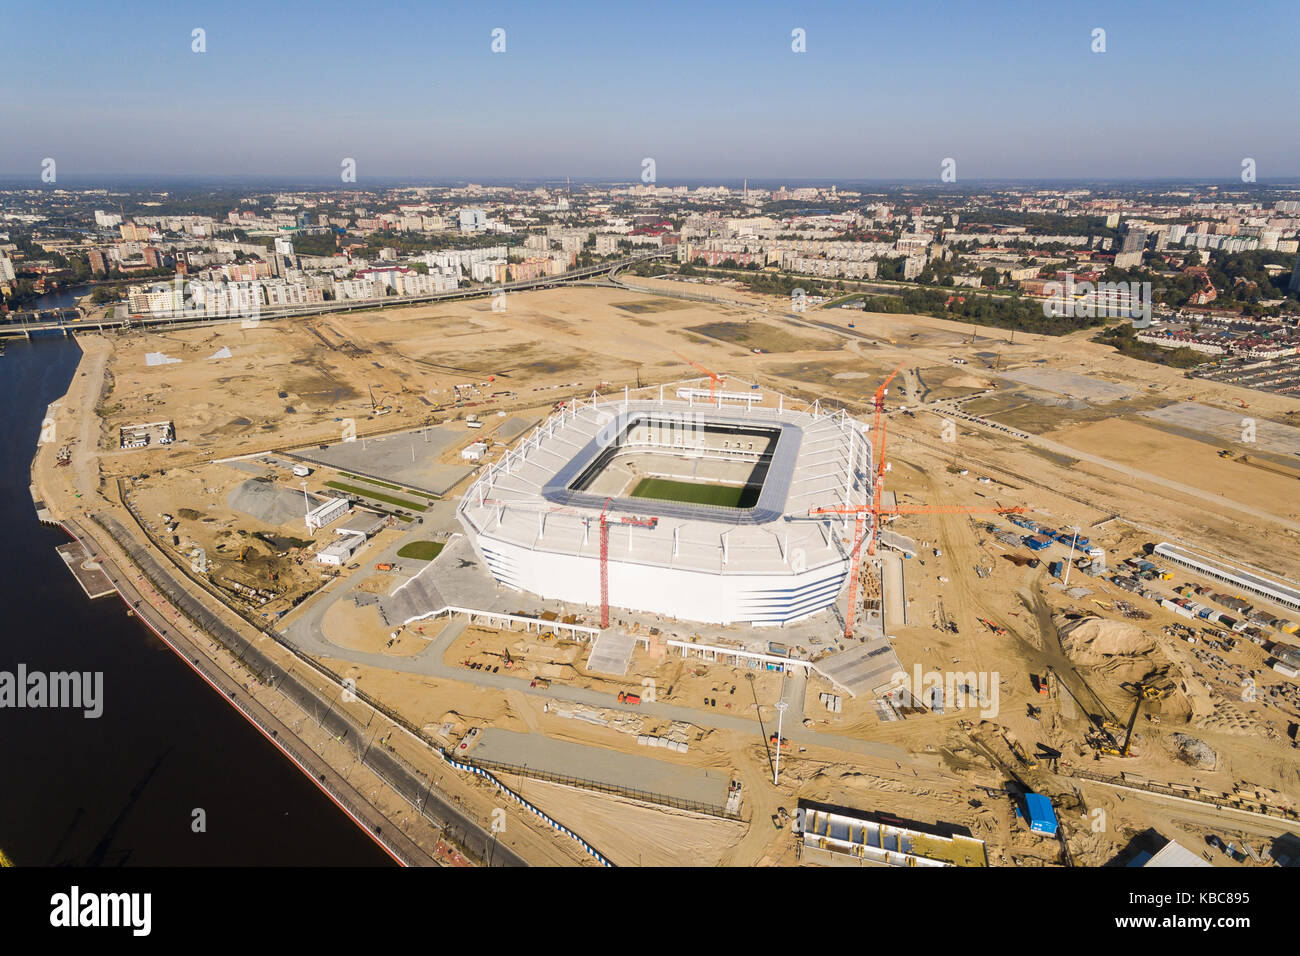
3,0,1296,182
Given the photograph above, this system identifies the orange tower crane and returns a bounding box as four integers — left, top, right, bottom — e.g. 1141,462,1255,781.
801,358,1032,642
675,352,725,400
809,502,1026,641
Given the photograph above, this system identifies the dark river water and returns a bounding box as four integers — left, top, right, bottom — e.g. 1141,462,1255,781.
0,336,392,866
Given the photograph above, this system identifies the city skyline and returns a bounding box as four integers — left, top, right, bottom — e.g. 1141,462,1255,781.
5,0,1297,182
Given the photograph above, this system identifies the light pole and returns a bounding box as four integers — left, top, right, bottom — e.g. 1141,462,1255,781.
1063,527,1080,586
774,699,789,786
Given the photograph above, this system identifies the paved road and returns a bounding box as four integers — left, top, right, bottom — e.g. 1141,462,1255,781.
70,515,526,867
285,610,908,763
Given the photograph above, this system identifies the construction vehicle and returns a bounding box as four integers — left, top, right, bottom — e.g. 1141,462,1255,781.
1048,665,1126,753
374,562,395,571
977,617,1007,636
1001,729,1038,770
368,384,393,415
1110,683,1150,757
617,691,641,705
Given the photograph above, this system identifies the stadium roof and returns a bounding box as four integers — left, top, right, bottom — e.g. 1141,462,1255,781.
458,391,871,578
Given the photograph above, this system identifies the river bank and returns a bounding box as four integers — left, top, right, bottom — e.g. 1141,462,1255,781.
4,335,398,866
23,330,548,866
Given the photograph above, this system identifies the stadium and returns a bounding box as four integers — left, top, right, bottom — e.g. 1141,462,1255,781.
456,382,873,625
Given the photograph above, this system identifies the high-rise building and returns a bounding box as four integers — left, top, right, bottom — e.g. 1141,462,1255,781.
459,208,488,232
1289,252,1300,294
1120,226,1148,254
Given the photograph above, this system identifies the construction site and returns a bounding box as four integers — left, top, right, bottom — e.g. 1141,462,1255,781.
30,278,1300,868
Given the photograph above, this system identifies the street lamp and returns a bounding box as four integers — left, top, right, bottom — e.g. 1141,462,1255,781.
774,699,789,785
1063,526,1080,586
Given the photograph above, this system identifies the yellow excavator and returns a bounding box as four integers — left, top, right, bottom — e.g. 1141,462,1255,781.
1102,683,1152,757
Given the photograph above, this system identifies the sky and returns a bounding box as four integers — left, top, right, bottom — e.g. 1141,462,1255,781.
3,0,1297,184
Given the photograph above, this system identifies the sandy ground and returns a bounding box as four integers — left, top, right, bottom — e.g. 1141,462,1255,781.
36,281,1300,867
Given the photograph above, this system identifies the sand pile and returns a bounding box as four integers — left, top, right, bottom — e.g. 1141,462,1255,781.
1061,617,1156,662
1059,617,1162,683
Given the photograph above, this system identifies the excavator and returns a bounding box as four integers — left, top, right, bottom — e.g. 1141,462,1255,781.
1047,665,1129,756
1112,683,1154,757
369,384,393,416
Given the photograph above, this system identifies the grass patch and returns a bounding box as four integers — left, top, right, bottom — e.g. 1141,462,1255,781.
397,540,444,561
324,481,427,511
340,472,404,491
630,477,757,508
340,472,440,500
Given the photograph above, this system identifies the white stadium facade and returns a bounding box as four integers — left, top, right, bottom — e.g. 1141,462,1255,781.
457,385,873,626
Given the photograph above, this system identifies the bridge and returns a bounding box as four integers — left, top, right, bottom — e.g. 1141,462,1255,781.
0,248,676,339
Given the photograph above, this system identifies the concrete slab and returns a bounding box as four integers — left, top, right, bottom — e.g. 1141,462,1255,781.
1141,401,1300,457
815,635,904,698
586,630,637,675
56,541,115,599
999,367,1137,403
469,727,731,808
497,415,540,443
882,551,907,629
292,423,463,492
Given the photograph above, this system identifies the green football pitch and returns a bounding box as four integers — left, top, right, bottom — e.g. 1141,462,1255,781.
629,477,758,508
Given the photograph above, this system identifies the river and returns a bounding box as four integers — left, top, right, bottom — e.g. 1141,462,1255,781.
0,336,392,865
